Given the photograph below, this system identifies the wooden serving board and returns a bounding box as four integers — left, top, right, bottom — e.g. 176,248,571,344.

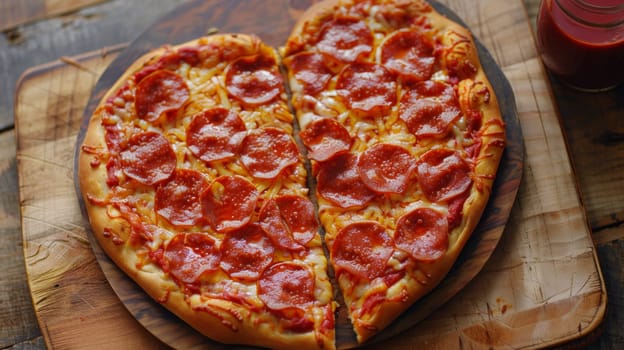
15,0,605,349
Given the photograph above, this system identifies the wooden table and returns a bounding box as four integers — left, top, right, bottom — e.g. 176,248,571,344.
1,0,623,349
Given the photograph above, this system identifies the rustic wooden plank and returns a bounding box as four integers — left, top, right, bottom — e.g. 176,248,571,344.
589,241,624,349
0,0,107,32
0,130,41,348
524,0,540,30
0,0,187,131
5,337,46,350
551,81,624,233
0,1,45,31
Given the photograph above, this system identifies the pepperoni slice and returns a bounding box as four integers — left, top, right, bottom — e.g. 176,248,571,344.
201,175,259,232
415,148,472,202
120,131,176,185
186,107,247,164
379,28,435,82
336,62,397,115
356,143,415,194
225,54,283,107
240,127,299,180
317,152,377,208
395,208,448,262
317,16,373,63
220,224,274,281
258,262,315,310
135,70,189,122
155,169,208,227
331,221,394,280
133,47,201,83
399,80,461,139
259,195,318,250
284,52,336,96
164,233,220,284
299,118,352,162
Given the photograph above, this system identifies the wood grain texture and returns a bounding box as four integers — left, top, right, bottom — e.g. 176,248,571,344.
13,0,606,349
551,83,624,233
0,131,41,348
0,0,187,131
594,241,624,349
0,0,107,31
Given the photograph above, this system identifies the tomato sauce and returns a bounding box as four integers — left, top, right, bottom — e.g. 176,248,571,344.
537,0,624,91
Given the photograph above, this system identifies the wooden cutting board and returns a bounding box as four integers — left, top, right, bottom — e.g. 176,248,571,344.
15,0,605,349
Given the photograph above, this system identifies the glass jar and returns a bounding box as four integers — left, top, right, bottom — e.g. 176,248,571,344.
536,0,624,91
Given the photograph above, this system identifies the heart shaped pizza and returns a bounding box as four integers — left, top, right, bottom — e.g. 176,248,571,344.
77,0,506,348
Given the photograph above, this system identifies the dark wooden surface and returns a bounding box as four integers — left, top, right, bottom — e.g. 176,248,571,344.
0,0,106,32
2,0,624,349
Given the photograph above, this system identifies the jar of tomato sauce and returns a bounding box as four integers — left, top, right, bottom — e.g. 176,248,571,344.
536,0,624,91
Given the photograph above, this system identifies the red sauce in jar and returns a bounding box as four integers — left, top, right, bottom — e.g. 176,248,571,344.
537,0,624,91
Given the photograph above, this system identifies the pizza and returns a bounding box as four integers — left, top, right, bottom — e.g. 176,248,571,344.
77,0,505,349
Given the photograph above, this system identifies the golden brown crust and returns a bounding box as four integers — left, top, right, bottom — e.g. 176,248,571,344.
283,0,505,343
79,34,335,350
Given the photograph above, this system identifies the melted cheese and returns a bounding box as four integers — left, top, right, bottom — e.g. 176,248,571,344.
95,38,335,338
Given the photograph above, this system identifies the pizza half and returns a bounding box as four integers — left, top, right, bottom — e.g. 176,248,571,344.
282,0,505,343
78,34,335,350
77,0,505,348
